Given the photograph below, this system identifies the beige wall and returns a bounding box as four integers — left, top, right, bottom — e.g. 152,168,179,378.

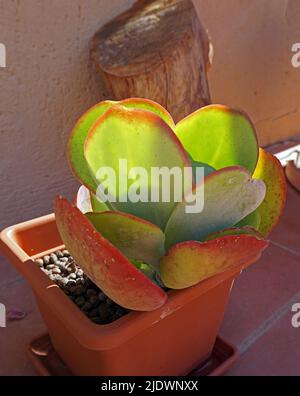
1,0,300,229
0,0,134,229
194,0,300,145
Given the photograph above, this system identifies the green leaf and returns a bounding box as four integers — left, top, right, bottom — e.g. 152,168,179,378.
55,196,167,311
84,105,191,229
175,105,259,173
160,235,268,289
252,148,286,236
68,98,175,192
235,210,261,229
188,155,215,183
204,226,263,241
85,211,165,267
164,166,266,249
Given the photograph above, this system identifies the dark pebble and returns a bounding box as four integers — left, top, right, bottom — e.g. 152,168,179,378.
91,317,105,324
75,296,86,307
106,298,114,307
98,292,107,302
98,303,111,321
72,285,85,296
82,302,92,312
86,289,97,298
89,295,99,307
115,308,125,317
88,308,99,317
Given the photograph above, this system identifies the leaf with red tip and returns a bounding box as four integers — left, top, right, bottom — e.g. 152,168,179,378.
68,98,175,192
165,166,266,249
160,235,268,289
175,105,259,173
75,185,108,213
86,211,165,267
204,226,263,241
84,105,191,229
252,148,286,236
55,196,167,311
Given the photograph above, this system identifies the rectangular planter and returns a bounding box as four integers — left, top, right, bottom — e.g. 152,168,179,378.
0,214,239,376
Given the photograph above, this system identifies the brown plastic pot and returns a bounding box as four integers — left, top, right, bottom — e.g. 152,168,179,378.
0,214,240,376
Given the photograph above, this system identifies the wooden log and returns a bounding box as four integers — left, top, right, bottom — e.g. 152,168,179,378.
90,0,211,122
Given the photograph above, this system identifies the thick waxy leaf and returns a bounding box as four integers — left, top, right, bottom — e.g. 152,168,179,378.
189,156,215,183
76,185,108,213
252,148,286,236
175,105,259,173
68,98,174,192
160,235,268,289
204,226,263,241
55,196,167,311
235,210,261,229
165,166,266,249
84,105,191,229
86,211,165,267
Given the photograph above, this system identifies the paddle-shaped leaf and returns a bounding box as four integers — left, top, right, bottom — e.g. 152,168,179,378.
252,148,286,236
84,105,191,229
76,185,109,213
160,235,268,289
235,210,261,229
165,166,266,249
68,98,175,192
86,211,165,267
204,226,263,241
55,196,167,311
175,105,259,173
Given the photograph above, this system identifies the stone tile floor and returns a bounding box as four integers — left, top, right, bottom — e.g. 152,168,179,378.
0,145,300,376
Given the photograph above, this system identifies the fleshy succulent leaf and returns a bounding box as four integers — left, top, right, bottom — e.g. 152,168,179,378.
235,210,261,229
189,155,215,183
55,196,167,311
85,211,165,267
68,98,175,192
84,105,191,229
160,235,268,289
76,185,109,213
204,226,263,241
252,148,286,236
175,105,259,173
68,101,116,192
164,166,266,249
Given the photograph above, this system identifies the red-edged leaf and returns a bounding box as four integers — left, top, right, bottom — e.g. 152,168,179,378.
55,196,167,311
160,234,268,289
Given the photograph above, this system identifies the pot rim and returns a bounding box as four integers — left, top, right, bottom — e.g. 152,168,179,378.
0,213,240,350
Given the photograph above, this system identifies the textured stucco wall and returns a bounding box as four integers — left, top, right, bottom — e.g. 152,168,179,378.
1,0,300,229
0,0,134,229
194,0,300,145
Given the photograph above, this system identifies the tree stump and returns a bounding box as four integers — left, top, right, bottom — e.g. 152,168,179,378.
90,0,212,122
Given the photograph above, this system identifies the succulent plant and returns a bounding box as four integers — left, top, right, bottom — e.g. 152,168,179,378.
55,98,286,312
